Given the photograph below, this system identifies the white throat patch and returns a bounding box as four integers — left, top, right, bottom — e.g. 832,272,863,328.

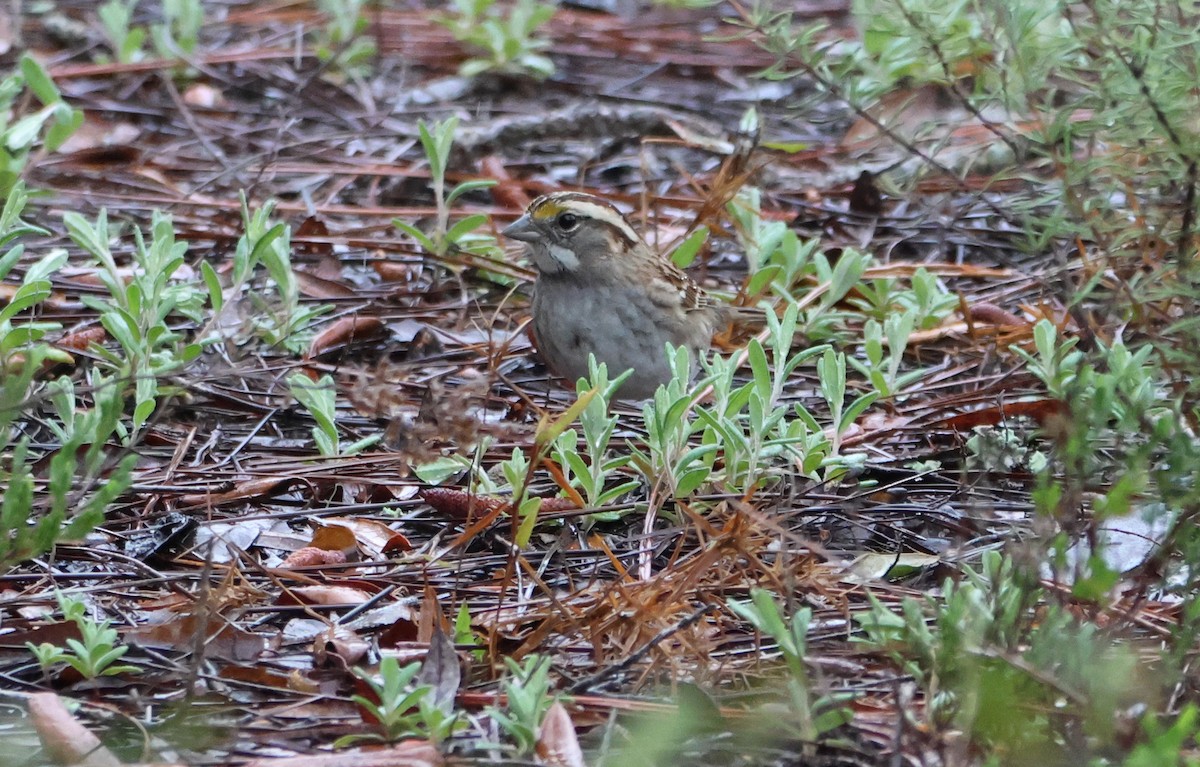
547,244,580,272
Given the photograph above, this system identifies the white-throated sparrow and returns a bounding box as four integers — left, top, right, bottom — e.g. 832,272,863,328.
502,191,727,400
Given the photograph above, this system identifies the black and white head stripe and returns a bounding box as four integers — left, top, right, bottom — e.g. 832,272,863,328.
527,192,641,246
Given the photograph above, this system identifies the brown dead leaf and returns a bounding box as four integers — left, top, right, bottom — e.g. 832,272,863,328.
28,692,122,767
859,410,912,432
319,517,408,558
934,398,1067,431
382,531,413,554
217,663,292,688
281,547,349,568
0,618,82,650
307,315,386,358
284,584,373,606
847,170,884,216
417,585,444,645
965,302,1026,327
308,522,359,554
416,625,460,714
321,628,371,668
536,701,586,767
57,111,142,154
289,669,324,694
178,476,297,508
295,216,334,258
373,259,422,282
56,326,107,352
124,613,270,662
294,268,356,299
0,12,12,56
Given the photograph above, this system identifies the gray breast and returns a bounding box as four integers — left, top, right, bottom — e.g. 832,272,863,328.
532,280,704,398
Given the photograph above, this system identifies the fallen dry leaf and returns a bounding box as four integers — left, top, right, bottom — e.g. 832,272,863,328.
28,692,122,767
536,701,586,767
284,584,374,606
281,546,350,568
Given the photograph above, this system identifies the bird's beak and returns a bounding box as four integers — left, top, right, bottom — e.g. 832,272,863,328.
502,214,541,243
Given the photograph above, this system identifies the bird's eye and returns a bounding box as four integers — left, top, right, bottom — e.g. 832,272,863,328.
556,212,579,231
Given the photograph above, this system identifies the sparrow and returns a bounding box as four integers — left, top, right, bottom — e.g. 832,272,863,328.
502,192,726,399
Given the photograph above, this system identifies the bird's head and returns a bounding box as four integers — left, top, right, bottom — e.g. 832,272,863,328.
502,192,644,276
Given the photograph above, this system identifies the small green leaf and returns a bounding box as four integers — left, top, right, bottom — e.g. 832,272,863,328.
200,261,223,312
535,388,598,448
445,213,488,244
670,226,709,268
6,111,48,152
19,54,61,105
248,222,287,266
393,219,436,252
514,496,541,548
445,178,497,206
761,141,809,153
45,108,83,151
840,392,879,433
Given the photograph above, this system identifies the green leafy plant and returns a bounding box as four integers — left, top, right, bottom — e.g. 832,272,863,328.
728,188,868,341
899,268,959,328
0,55,83,198
551,358,638,516
454,602,485,661
815,346,877,471
150,0,204,58
695,305,833,490
336,656,462,747
421,389,597,547
848,310,923,398
0,184,62,369
64,209,207,433
630,344,717,497
439,0,557,80
98,0,147,63
496,444,544,547
202,193,332,353
393,116,498,259
288,373,381,457
856,552,1142,760
849,269,956,333
1124,705,1200,767
27,592,140,679
99,0,204,64
729,187,821,301
488,655,557,756
1,372,133,572
625,305,877,499
315,0,377,73
726,1,1200,762
0,185,134,571
728,589,853,745
1010,319,1082,400
503,391,598,547
1018,323,1183,602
